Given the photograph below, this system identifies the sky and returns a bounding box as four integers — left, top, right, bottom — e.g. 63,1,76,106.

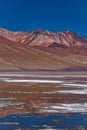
0,0,87,36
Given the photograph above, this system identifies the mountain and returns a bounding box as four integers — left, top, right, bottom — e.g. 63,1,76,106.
0,28,87,69
0,28,87,47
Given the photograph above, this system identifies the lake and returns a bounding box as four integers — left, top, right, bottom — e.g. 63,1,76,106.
0,70,87,130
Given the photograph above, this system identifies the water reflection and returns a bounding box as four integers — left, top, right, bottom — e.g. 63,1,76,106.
0,113,87,130
0,74,87,129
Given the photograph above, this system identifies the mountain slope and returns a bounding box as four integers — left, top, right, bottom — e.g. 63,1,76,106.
0,28,87,69
0,28,87,47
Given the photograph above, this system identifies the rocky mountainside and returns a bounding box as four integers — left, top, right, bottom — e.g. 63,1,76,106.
0,28,87,47
0,28,87,69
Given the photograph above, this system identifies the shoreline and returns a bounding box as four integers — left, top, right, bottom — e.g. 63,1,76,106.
0,70,87,75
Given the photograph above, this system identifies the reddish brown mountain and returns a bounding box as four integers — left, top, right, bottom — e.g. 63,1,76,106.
0,28,87,47
0,28,87,69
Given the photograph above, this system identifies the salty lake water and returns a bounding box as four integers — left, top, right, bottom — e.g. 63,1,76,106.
0,72,87,130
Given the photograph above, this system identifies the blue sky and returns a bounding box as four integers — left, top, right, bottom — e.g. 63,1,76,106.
0,0,87,36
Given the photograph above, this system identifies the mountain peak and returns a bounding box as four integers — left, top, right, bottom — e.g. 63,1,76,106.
0,27,87,47
65,30,77,35
66,29,73,33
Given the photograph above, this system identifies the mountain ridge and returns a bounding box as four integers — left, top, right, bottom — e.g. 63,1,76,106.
0,28,87,47
0,27,87,69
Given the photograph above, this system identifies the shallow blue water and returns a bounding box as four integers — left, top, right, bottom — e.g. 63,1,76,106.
0,113,87,130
